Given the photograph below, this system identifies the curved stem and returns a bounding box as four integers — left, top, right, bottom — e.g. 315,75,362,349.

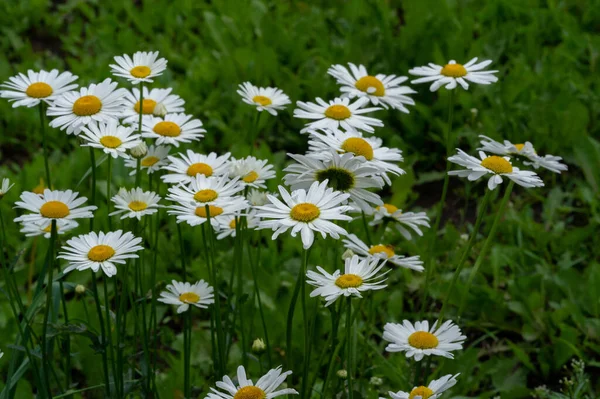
135,82,144,187
286,248,309,382
345,297,354,399
103,277,118,398
184,308,192,399
247,238,272,368
41,220,57,398
39,103,52,186
360,211,372,246
177,223,187,281
107,156,113,230
300,249,310,397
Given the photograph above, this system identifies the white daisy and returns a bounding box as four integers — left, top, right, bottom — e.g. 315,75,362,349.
327,63,416,112
206,365,298,399
124,144,170,176
254,180,352,249
168,196,248,228
79,120,142,159
167,174,244,206
58,230,144,277
110,51,168,84
228,156,276,189
110,188,161,220
383,320,466,361
307,255,388,306
140,113,205,147
369,203,430,240
448,149,544,190
293,97,383,133
216,211,260,240
342,234,424,272
237,82,291,116
47,78,127,135
247,189,271,206
19,219,78,238
0,69,78,108
14,189,96,225
121,87,185,123
161,151,231,185
382,374,460,399
158,280,214,313
0,178,15,198
409,57,498,91
283,151,384,212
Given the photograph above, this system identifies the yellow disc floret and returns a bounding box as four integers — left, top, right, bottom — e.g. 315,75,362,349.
409,386,434,399
178,292,200,303
134,99,157,114
324,104,352,120
194,205,223,218
40,201,70,218
26,82,53,98
335,274,363,288
341,137,374,160
480,156,513,174
408,331,439,349
440,63,467,78
87,245,116,262
99,136,122,149
141,156,160,167
368,244,395,258
186,163,213,177
243,171,259,183
72,95,102,116
290,203,320,222
233,386,266,399
130,65,151,78
377,203,398,214
514,143,525,152
153,121,181,137
128,201,148,211
252,95,272,106
354,76,385,96
194,189,218,203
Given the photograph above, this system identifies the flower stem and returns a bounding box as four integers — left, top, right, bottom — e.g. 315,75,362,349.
247,236,272,367
39,103,52,186
40,220,57,397
300,248,310,397
320,303,341,397
184,308,192,399
177,223,187,281
286,248,309,383
360,211,372,246
249,111,262,155
135,82,144,187
107,156,112,230
103,277,118,398
345,297,354,399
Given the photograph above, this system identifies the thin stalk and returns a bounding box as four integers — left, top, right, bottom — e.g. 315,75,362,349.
285,248,309,382
58,279,71,393
360,211,372,246
107,156,113,229
235,216,248,367
300,248,310,397
249,111,262,155
184,308,192,399
150,175,161,393
39,103,52,186
177,223,187,281
103,278,118,398
135,82,144,187
413,359,422,387
247,238,272,367
41,220,57,398
91,272,111,397
321,303,341,397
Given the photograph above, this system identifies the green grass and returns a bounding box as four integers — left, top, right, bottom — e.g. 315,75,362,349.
0,0,599,398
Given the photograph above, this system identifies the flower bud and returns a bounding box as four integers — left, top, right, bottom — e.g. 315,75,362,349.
153,103,168,117
341,249,355,260
251,338,266,355
75,285,86,294
130,142,148,159
336,369,347,379
369,376,383,386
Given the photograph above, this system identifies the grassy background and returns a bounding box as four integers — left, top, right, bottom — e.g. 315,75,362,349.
0,0,599,397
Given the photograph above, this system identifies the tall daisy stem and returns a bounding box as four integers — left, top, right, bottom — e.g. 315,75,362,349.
107,157,113,229
38,103,52,186
135,82,144,188
41,220,57,397
286,248,309,382
345,297,354,399
103,277,118,398
300,248,310,397
183,308,192,399
247,237,272,367
360,211,372,246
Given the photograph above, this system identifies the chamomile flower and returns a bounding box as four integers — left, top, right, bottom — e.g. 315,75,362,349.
161,151,231,185
237,82,291,115
293,97,383,133
342,234,424,271
158,280,214,313
306,128,405,185
383,320,466,361
110,188,161,220
228,156,276,189
216,211,259,240
47,78,127,135
110,51,168,84
0,69,78,108
166,174,244,206
283,151,384,212
0,178,15,198
448,149,544,190
79,120,142,159
382,374,460,399
14,189,96,225
206,365,298,399
254,180,352,249
327,63,416,112
141,113,205,147
168,196,248,227
19,219,78,238
247,189,271,206
370,204,430,240
58,230,143,277
307,255,388,306
121,87,185,123
124,144,170,175
409,58,498,91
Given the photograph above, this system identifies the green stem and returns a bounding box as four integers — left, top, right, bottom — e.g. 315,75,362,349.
184,308,192,399
58,279,71,394
135,82,144,187
39,103,52,186
249,111,262,155
319,303,341,397
247,237,272,367
177,223,187,281
91,272,111,397
286,248,308,382
360,211,372,246
103,277,118,398
235,216,248,368
107,156,112,230
345,297,354,399
413,359,422,387
41,220,57,398
300,248,310,397
150,175,161,393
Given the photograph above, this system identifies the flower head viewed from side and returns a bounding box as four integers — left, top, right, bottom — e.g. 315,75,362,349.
0,178,15,198
19,219,78,238
168,196,248,227
228,156,276,189
14,189,97,225
110,187,161,220
237,82,291,115
158,280,214,313
383,320,466,361
124,144,170,175
343,234,424,271
370,203,430,240
294,96,383,133
141,113,205,147
0,69,78,108
121,87,185,123
167,174,244,206
381,374,460,399
409,57,498,91
206,365,298,399
161,151,231,185
110,51,167,84
216,211,259,240
79,120,142,159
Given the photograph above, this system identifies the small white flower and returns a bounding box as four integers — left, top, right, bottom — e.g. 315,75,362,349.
168,196,248,228
79,120,142,159
369,203,430,240
124,144,170,175
382,373,460,399
121,87,185,123
0,178,15,198
110,51,168,84
158,280,214,313
409,57,498,91
206,365,298,399
110,188,161,220
140,113,205,147
14,189,96,225
293,97,383,133
247,189,271,206
129,142,148,159
166,174,244,206
237,82,291,115
228,156,276,189
216,211,259,240
161,151,231,185
342,234,424,272
0,69,78,108
19,219,78,238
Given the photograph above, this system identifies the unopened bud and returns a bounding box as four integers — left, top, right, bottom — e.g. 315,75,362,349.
251,338,266,355
75,285,86,294
130,142,148,159
369,376,383,386
341,249,355,260
153,103,168,117
248,189,270,206
336,369,347,379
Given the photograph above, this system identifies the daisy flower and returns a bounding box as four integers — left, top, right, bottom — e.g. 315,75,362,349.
383,320,466,361
382,374,460,399
124,144,170,175
206,365,298,399
110,188,161,220
342,234,424,271
19,219,78,238
293,97,383,133
306,128,405,185
254,180,352,249
307,255,388,306
327,63,416,112
283,151,384,212
216,211,259,240
237,82,291,115
158,280,214,313
47,78,127,135
247,188,271,206
448,149,544,190
14,189,96,225
161,151,231,185
168,196,248,228
110,51,168,84
409,57,498,91
369,203,430,240
167,174,244,206
228,156,276,189
140,113,205,147
0,178,15,198
121,87,185,123
79,120,142,159
0,69,78,108
58,230,143,277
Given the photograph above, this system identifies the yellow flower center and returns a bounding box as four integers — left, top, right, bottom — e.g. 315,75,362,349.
87,245,116,262
354,76,385,96
243,171,259,183
33,179,46,195
141,156,160,167
194,205,223,218
186,162,213,177
130,65,152,78
335,273,363,288
43,225,53,233
409,386,434,399
25,82,53,98
480,156,513,174
440,63,467,78
153,121,181,137
134,99,157,114
233,386,266,399
368,244,395,258
99,135,122,149
252,95,272,106
229,219,237,229
408,331,439,349
178,292,200,304
324,104,352,120
514,143,525,152
290,203,320,222
194,189,218,203
377,203,398,214
40,201,70,218
128,201,148,211
341,137,374,160
72,95,102,116
315,167,355,191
